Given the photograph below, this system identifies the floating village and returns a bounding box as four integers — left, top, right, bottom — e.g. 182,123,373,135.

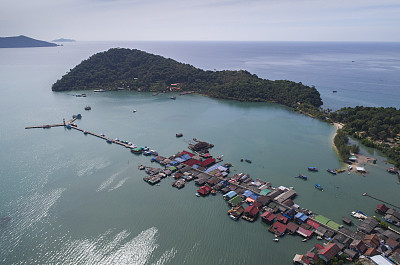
26,113,400,265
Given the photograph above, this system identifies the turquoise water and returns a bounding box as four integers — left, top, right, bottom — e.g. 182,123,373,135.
0,42,399,264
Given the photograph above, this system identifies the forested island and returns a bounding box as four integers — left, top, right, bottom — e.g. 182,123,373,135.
52,48,323,109
52,48,400,169
52,38,75,42
0,35,57,48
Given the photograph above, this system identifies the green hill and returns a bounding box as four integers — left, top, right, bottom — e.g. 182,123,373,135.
0,35,57,48
52,48,323,108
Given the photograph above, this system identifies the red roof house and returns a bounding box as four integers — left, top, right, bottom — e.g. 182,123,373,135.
200,158,216,167
287,222,299,234
269,221,287,237
276,214,289,224
317,243,341,262
363,234,380,249
261,211,276,224
306,252,318,262
376,204,389,214
244,204,260,218
307,219,320,229
364,248,380,257
185,159,201,167
350,239,368,254
197,186,212,196
297,227,313,238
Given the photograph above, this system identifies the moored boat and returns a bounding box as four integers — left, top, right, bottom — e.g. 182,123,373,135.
308,167,318,172
170,96,176,100
387,167,398,174
296,174,308,180
315,184,324,191
327,169,337,175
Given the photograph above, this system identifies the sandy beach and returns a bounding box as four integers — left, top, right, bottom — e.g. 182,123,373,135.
331,122,376,169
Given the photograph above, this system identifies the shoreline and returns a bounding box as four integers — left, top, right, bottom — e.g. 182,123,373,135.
331,122,343,154
332,122,377,170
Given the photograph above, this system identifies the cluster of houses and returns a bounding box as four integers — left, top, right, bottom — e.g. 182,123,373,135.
141,148,400,265
293,205,400,264
376,204,400,227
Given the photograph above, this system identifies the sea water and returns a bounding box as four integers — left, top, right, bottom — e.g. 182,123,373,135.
0,41,399,264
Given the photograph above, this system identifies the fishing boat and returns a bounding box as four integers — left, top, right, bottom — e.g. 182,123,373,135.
351,211,367,220
106,139,112,144
327,169,337,175
133,109,137,113
387,167,398,174
308,167,318,172
245,159,252,163
84,106,91,111
143,151,152,156
170,96,176,100
131,147,142,153
315,184,324,191
152,93,158,96
176,133,183,137
296,174,308,180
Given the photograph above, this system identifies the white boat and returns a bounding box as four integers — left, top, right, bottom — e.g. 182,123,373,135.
351,211,367,220
94,89,105,92
273,238,279,242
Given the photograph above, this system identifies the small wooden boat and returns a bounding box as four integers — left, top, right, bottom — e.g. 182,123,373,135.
327,169,337,175
84,106,91,111
296,174,308,180
315,184,324,191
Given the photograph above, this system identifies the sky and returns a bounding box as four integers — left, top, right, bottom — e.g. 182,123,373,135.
1,0,399,42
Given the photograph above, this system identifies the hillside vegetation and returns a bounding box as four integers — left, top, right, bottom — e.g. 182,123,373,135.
52,48,323,108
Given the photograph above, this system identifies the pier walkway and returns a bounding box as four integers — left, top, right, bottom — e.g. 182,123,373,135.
25,115,361,242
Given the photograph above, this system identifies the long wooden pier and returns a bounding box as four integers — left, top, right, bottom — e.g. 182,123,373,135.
26,116,138,149
363,193,400,210
25,118,77,129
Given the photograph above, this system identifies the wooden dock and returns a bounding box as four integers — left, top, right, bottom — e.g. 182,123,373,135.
363,193,400,210
25,117,77,129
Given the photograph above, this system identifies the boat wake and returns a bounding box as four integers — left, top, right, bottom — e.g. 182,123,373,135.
77,157,111,177
96,168,129,192
108,177,129,192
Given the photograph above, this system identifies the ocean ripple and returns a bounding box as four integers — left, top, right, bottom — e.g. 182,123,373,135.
46,227,176,265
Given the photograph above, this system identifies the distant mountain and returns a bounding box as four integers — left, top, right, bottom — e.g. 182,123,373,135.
52,38,76,42
0,35,58,48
